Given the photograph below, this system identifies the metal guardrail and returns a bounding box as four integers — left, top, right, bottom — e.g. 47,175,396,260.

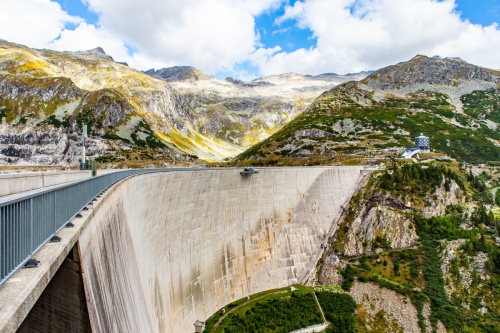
0,168,172,286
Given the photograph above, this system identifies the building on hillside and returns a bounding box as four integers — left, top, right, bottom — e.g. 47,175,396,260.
414,133,430,152
402,133,430,158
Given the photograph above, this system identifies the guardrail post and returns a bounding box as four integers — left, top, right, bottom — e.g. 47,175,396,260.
54,191,57,237
30,198,33,257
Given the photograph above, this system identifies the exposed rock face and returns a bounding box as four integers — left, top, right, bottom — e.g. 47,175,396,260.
317,254,345,286
336,177,464,257
343,205,417,256
315,168,469,294
422,179,463,217
294,129,332,139
366,55,498,90
440,239,491,312
0,76,81,101
332,118,373,135
0,124,107,164
78,90,135,131
71,47,115,62
225,77,273,87
145,67,369,153
350,282,420,333
145,66,211,82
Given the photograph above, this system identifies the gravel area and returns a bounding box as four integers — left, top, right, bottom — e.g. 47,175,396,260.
349,282,420,333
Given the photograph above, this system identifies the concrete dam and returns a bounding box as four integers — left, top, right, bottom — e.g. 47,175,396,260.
5,167,366,332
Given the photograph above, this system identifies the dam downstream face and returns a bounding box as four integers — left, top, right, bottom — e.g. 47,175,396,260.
78,167,364,332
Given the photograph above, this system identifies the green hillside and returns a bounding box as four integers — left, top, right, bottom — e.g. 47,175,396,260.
235,56,500,165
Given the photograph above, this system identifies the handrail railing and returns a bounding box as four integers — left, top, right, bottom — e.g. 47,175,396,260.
0,168,173,286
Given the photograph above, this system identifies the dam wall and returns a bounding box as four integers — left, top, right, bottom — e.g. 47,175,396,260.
78,167,365,332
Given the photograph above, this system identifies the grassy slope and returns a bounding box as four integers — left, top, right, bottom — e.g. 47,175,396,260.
235,86,500,164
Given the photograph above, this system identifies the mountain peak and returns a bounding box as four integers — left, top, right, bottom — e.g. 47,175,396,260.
90,47,106,54
70,47,115,62
365,55,499,90
144,66,212,82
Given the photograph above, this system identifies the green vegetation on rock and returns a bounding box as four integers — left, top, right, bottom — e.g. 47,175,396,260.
235,84,500,164
329,162,500,332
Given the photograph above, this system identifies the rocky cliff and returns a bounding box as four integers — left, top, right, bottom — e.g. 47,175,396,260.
312,161,500,332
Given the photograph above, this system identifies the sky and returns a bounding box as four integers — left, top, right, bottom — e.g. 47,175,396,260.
0,0,499,80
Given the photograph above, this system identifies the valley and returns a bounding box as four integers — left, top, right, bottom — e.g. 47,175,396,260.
1,40,499,333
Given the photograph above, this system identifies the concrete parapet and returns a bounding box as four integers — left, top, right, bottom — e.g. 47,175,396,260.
0,179,114,333
0,171,90,197
0,169,123,198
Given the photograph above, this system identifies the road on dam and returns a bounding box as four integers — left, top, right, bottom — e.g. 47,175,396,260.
1,166,366,333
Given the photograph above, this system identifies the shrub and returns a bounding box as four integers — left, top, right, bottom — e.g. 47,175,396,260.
341,265,357,291
316,293,356,333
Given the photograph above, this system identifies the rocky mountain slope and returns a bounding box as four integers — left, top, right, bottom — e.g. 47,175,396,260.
145,66,369,157
0,40,215,165
313,161,500,332
236,55,500,164
0,40,368,165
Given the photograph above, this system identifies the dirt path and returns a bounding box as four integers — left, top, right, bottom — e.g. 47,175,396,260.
210,290,289,333
313,292,326,323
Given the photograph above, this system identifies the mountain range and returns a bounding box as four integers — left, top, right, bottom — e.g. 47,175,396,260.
237,55,500,164
1,40,500,332
0,40,367,166
0,40,499,166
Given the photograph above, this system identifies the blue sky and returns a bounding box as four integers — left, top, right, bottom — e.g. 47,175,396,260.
1,0,499,79
255,1,317,53
53,0,99,25
51,0,499,56
455,0,500,26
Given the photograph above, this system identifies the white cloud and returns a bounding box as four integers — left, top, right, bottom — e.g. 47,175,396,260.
82,0,283,72
272,28,289,36
274,0,304,25
46,22,172,70
0,0,81,48
48,23,126,58
0,0,283,74
258,0,500,75
1,0,499,78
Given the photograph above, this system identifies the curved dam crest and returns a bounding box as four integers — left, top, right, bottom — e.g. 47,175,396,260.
78,167,365,332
